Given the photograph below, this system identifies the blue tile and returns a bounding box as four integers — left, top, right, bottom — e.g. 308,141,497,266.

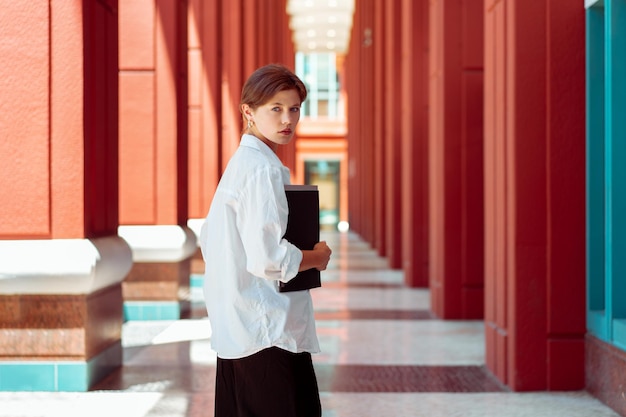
0,343,123,392
190,274,204,288
0,363,56,391
57,363,88,392
124,301,181,321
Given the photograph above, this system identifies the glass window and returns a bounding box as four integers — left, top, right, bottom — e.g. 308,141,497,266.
295,52,343,120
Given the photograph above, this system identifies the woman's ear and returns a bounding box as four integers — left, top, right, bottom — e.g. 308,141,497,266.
241,104,252,120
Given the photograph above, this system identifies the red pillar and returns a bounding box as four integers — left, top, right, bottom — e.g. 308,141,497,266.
186,0,222,277
428,0,484,318
346,0,376,242
269,0,299,173
243,0,259,76
484,0,586,390
346,0,383,246
400,0,429,287
383,0,403,269
187,0,221,220
0,0,130,391
119,0,194,320
221,0,244,164
373,0,386,253
346,0,361,236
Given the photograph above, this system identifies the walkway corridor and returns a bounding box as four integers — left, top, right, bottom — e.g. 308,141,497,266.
0,232,620,416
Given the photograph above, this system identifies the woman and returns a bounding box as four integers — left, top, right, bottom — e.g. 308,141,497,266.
200,63,331,417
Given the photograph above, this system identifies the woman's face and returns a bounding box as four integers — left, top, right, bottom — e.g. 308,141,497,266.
243,89,302,149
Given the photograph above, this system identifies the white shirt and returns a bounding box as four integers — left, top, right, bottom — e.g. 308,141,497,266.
199,134,320,359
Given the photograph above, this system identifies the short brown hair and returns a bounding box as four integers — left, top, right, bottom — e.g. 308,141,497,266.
240,64,307,126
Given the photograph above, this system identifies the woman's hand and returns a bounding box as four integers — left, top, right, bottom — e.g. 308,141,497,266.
299,241,332,272
312,241,332,271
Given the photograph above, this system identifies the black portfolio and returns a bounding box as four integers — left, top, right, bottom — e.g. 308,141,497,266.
279,185,321,292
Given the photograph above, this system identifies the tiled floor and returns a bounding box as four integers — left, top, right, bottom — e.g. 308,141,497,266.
0,231,621,417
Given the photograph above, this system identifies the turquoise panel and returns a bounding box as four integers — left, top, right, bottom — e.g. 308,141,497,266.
190,273,204,288
0,343,122,392
588,311,609,341
57,363,88,392
586,1,608,340
0,363,56,391
606,0,626,323
124,301,181,321
613,319,626,351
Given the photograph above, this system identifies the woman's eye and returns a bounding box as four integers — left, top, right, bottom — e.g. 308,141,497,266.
290,107,300,113
271,107,281,112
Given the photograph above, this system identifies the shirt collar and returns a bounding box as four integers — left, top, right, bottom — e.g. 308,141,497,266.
240,134,283,166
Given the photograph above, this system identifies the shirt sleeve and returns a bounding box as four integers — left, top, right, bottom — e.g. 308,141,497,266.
236,166,303,282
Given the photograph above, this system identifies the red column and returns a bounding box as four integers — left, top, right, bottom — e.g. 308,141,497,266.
346,0,361,235
400,0,429,287
383,0,403,269
272,0,298,173
119,0,194,320
346,0,382,245
428,0,484,319
0,0,130,391
373,0,386,254
243,0,259,76
187,0,221,220
186,0,222,277
221,0,244,165
346,0,376,242
484,0,586,390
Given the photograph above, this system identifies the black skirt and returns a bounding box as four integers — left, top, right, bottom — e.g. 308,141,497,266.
215,346,322,417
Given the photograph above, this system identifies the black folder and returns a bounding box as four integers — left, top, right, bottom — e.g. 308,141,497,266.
279,185,321,292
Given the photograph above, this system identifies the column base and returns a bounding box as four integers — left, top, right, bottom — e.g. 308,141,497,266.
119,225,197,321
0,236,131,392
586,333,626,417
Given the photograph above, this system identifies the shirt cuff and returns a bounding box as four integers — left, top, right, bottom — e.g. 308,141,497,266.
281,244,303,283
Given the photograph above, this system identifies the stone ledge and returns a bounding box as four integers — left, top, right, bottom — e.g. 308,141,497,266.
0,236,132,295
118,225,197,262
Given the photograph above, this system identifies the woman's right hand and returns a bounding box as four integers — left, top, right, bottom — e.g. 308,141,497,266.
299,241,332,272
312,241,332,271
